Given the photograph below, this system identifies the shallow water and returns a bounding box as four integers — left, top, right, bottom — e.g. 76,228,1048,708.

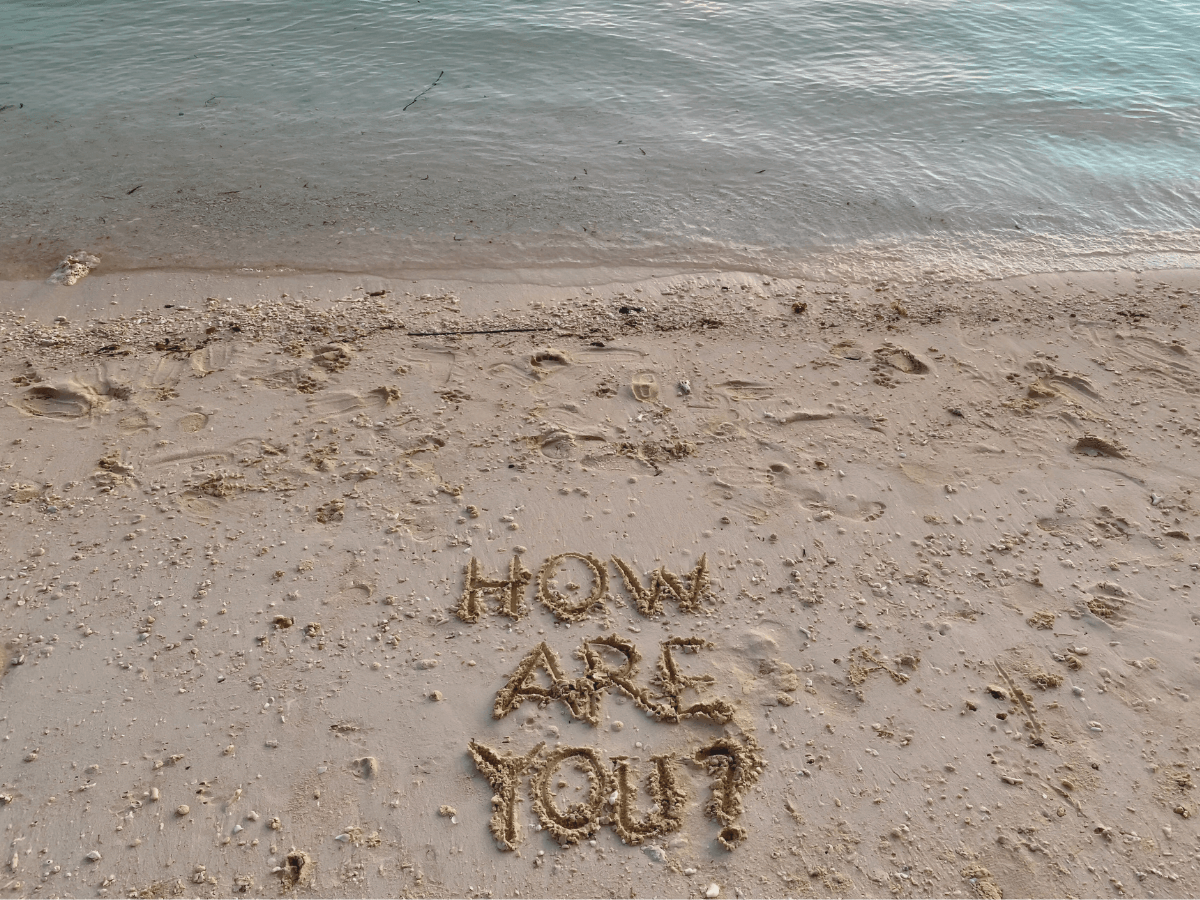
1,0,1198,279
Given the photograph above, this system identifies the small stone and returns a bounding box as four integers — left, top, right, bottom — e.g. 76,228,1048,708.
611,720,624,732
706,884,720,898
430,690,443,701
438,805,457,818
176,805,190,817
85,851,102,862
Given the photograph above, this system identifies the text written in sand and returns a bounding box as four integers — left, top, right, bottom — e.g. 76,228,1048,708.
460,551,766,853
458,552,711,623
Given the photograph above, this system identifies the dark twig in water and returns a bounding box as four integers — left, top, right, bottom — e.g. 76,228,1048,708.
126,184,143,195
404,71,444,111
407,326,550,337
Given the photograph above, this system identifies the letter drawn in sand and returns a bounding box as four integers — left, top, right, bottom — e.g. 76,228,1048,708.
537,552,609,622
609,754,686,845
611,554,711,616
694,735,765,850
569,634,734,725
530,747,614,846
656,553,710,612
656,636,735,723
467,740,544,851
610,557,674,617
458,554,533,623
493,642,597,723
581,633,683,722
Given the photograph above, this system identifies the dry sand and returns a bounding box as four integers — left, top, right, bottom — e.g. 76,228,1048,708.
0,264,1198,898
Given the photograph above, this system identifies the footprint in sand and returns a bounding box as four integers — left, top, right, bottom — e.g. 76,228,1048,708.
798,488,887,522
324,583,374,607
312,344,354,373
253,366,329,394
179,412,209,433
875,346,930,375
1080,581,1139,627
579,345,647,363
536,428,605,460
830,342,864,361
631,371,659,402
118,410,151,434
190,343,236,376
144,355,187,389
15,380,103,418
714,380,774,401
529,349,572,380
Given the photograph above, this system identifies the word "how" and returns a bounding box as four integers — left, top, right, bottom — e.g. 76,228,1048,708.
459,552,711,623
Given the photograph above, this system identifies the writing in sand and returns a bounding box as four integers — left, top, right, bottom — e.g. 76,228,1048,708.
458,550,767,854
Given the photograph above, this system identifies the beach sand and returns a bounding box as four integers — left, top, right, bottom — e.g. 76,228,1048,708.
0,264,1198,898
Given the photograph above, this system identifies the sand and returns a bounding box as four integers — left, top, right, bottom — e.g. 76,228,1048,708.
0,263,1198,898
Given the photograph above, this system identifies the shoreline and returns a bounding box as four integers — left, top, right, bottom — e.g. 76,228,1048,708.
0,262,1197,897
5,220,1200,292
3,262,1199,328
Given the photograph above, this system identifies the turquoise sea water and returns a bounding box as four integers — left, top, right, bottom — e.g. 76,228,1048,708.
1,0,1198,279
